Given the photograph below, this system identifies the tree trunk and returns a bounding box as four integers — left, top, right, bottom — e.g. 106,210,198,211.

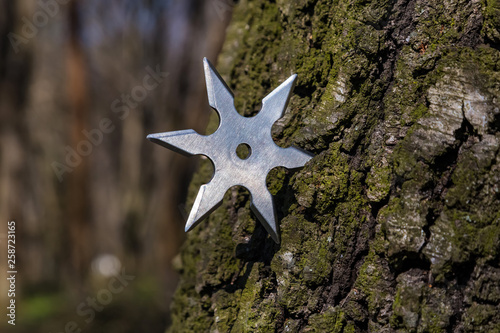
65,0,92,285
168,0,500,331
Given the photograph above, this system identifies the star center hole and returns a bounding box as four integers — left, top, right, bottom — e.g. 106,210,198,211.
236,143,252,160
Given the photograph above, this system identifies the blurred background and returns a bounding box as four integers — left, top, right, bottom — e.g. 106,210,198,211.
0,0,233,331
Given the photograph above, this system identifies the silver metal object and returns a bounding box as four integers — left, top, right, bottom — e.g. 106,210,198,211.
147,58,313,243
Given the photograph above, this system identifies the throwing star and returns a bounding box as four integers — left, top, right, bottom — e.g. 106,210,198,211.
147,58,313,243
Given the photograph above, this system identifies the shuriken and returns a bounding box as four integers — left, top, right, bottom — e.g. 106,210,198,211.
147,58,313,243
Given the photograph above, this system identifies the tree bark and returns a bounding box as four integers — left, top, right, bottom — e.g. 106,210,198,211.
168,0,500,331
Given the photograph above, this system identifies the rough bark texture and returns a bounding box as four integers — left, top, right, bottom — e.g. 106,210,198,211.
168,0,500,331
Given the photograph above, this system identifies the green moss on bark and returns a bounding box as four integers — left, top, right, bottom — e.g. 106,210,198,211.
168,0,500,331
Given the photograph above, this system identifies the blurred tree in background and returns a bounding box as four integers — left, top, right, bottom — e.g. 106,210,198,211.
0,0,232,331
168,0,500,332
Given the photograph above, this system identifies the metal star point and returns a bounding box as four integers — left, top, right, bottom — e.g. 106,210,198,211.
147,58,313,243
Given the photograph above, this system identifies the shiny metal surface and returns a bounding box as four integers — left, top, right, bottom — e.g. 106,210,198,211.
147,58,313,243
